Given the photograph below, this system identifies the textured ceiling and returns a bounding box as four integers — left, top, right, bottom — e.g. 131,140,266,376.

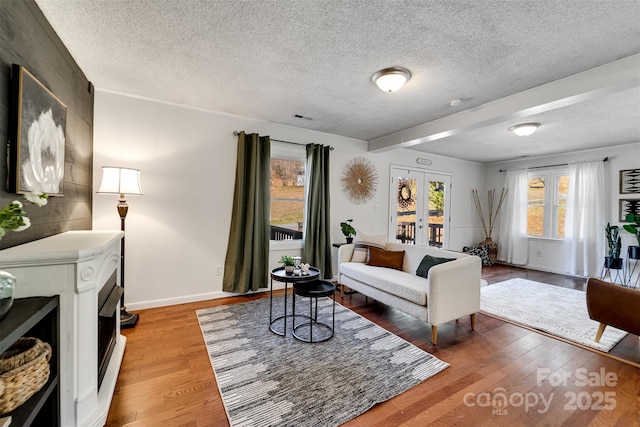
35,0,640,163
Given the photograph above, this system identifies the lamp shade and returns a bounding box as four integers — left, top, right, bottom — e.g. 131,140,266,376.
97,167,144,195
372,67,411,93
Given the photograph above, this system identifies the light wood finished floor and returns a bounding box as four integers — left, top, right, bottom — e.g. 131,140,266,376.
106,265,640,426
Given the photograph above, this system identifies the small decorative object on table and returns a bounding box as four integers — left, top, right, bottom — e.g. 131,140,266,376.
300,263,311,275
0,337,51,415
293,256,302,275
340,219,357,244
279,255,295,274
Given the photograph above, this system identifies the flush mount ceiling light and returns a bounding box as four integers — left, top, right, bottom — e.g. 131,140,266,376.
509,122,541,136
371,66,411,93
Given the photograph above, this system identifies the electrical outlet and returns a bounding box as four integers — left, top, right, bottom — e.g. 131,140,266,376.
374,204,380,212
216,265,222,276
536,250,543,258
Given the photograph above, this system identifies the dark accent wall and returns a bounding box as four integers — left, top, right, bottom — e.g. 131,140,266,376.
0,0,93,249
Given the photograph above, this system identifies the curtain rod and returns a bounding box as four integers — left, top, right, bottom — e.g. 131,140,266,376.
499,156,608,172
233,131,334,151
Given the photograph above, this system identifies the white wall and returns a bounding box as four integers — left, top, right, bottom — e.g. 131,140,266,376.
93,90,484,309
484,142,640,276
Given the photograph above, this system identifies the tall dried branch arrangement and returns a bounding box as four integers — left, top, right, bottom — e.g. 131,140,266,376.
472,188,508,238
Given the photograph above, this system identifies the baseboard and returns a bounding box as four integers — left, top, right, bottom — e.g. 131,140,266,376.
126,282,293,310
126,292,224,310
494,261,587,278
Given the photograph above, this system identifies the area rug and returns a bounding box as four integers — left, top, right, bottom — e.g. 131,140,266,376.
196,296,449,427
481,278,627,352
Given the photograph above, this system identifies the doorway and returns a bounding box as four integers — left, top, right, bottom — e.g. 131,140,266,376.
389,167,451,248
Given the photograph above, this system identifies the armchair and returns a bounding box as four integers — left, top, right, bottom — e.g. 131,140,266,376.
585,278,640,343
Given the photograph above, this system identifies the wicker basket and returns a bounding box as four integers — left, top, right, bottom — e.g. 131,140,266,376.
0,337,51,415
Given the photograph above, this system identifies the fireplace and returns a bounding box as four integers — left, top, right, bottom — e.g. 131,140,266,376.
98,270,123,389
0,231,125,426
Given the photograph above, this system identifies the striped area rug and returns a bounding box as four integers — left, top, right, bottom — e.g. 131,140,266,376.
196,296,449,427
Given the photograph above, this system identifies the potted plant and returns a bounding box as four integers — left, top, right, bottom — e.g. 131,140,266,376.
279,255,295,274
604,223,623,269
340,219,357,244
623,213,640,259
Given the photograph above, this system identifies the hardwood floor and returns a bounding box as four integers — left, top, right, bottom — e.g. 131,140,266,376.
106,265,640,426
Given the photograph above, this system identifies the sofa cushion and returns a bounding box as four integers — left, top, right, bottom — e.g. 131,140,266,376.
416,254,455,278
340,262,429,305
366,247,405,270
351,233,386,263
463,245,492,266
385,242,469,273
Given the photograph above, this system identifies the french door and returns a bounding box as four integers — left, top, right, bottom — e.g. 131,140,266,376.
388,167,451,248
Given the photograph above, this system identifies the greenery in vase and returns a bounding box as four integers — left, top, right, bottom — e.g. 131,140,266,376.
279,255,295,267
623,213,640,246
340,219,356,238
604,223,621,259
0,192,48,238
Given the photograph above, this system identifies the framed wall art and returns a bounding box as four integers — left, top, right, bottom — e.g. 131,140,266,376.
619,169,640,194
619,198,640,222
8,64,66,196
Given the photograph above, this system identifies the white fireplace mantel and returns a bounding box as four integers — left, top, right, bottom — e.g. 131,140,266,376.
0,230,126,427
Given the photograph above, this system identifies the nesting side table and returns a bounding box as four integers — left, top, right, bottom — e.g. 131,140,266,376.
269,266,320,336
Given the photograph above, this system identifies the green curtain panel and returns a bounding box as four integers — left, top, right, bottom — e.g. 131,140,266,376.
223,132,271,293
304,144,333,279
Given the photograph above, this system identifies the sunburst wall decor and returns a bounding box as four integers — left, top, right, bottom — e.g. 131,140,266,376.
341,157,378,204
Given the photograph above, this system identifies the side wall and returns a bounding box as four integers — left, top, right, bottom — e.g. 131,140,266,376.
92,90,485,310
0,1,93,249
485,142,640,275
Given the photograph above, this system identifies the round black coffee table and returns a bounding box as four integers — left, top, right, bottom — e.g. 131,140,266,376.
292,280,335,343
269,266,320,336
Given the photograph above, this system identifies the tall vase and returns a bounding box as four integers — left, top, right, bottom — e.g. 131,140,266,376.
0,270,16,320
478,237,498,265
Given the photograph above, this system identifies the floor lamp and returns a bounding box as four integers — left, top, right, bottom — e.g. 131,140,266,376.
97,166,144,329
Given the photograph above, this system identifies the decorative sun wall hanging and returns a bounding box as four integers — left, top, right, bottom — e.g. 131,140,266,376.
341,157,378,204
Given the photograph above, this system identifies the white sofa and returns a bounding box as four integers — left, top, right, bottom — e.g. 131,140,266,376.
338,242,482,345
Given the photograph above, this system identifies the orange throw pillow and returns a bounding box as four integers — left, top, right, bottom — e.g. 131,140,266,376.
366,247,405,271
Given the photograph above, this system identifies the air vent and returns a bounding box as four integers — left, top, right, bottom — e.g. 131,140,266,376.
292,114,313,121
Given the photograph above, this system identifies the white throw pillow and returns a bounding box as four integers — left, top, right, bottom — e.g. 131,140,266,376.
351,233,387,263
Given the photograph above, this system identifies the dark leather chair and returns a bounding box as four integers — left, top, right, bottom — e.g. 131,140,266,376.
586,278,640,343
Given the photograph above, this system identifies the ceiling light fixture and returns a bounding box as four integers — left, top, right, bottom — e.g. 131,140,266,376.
372,66,411,93
509,123,540,136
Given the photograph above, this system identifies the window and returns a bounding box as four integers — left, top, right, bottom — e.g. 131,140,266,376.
270,142,306,241
527,169,568,238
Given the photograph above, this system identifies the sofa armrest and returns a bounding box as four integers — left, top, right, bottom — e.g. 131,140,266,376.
338,243,355,265
427,255,482,326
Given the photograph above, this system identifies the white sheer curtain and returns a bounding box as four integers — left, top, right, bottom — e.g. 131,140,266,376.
564,160,605,277
498,169,529,265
